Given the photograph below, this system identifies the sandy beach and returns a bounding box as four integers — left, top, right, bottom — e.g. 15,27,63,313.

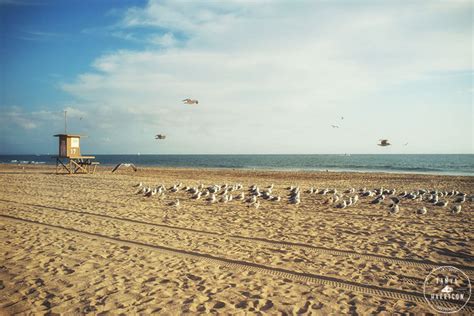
0,164,472,314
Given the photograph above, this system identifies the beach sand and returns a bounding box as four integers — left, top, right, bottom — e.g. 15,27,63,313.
0,164,472,314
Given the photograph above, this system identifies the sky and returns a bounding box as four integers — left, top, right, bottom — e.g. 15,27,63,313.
0,0,472,154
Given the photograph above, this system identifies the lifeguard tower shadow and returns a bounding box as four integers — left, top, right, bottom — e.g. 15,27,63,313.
52,134,99,174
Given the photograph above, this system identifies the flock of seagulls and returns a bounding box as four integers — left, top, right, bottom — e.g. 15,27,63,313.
152,98,199,142
132,182,469,215
330,116,398,147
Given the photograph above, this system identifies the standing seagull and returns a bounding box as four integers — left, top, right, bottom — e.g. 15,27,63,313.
169,199,180,208
416,207,427,215
378,139,391,147
388,204,399,214
182,98,199,105
451,205,461,214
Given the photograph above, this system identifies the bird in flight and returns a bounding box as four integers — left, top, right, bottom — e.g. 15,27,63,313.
155,134,166,140
404,142,408,146
378,139,391,147
182,98,199,105
111,163,138,173
331,125,339,128
341,116,344,120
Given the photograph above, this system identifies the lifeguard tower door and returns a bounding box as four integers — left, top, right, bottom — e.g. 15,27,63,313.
60,138,66,157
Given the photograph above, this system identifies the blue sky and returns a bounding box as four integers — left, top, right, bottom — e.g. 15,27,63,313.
0,0,472,154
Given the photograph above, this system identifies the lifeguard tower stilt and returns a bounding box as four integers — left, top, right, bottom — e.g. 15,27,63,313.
53,134,99,174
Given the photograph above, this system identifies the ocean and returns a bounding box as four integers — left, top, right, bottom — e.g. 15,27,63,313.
1,154,473,176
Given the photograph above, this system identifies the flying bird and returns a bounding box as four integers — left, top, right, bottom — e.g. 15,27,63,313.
331,125,339,128
182,98,199,105
404,142,408,146
111,163,138,173
378,139,391,147
341,116,344,120
155,134,166,140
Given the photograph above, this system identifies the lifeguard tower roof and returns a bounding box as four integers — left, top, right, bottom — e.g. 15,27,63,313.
54,134,82,137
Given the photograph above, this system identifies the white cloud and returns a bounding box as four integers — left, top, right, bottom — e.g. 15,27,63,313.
0,106,88,131
59,0,472,153
1,107,39,130
148,32,178,47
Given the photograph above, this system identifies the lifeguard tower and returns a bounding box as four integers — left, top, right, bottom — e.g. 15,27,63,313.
53,134,99,174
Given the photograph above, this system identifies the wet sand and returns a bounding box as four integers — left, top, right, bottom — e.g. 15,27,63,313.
0,164,473,314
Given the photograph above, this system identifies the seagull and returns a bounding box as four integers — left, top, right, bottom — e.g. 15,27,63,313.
271,196,281,202
207,194,217,204
344,188,355,194
247,195,257,204
390,196,400,205
182,98,199,105
145,187,157,197
323,197,334,204
305,187,315,194
319,188,329,195
136,186,147,194
377,139,391,147
155,134,166,140
388,204,399,214
434,200,448,207
289,197,301,204
336,200,347,209
219,195,229,203
451,205,461,214
331,125,339,128
370,196,384,204
362,190,374,197
169,199,180,208
235,192,245,201
416,207,427,215
112,163,138,173
170,186,179,193
261,191,271,200
352,195,359,204
429,195,439,204
454,196,466,203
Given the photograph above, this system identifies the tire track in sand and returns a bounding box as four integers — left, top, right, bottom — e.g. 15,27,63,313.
1,214,473,313
1,199,472,273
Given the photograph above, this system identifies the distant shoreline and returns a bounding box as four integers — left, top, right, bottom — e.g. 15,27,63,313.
1,154,472,177
1,163,473,178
